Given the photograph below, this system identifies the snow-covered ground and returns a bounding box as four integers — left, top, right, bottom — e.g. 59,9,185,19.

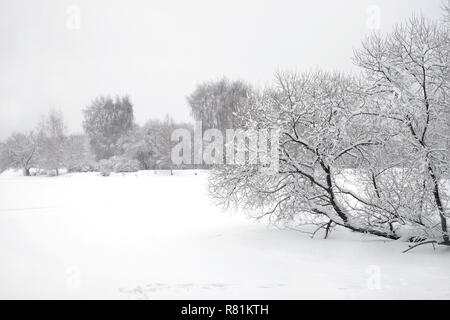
0,170,449,299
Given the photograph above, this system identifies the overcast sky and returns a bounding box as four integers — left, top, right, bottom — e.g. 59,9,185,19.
0,0,444,138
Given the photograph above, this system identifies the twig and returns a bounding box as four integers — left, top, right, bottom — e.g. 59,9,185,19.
402,240,438,253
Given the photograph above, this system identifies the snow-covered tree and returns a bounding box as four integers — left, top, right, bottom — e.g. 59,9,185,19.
83,96,135,160
36,110,67,176
118,125,156,170
0,141,6,173
64,134,95,172
117,117,195,172
443,0,450,24
209,61,450,246
187,78,252,131
0,131,38,176
209,71,405,240
144,115,178,174
354,15,450,244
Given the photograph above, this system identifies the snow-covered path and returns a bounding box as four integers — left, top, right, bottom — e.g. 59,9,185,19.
0,171,449,299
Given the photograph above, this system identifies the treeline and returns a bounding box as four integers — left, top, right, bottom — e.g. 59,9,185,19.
0,96,193,176
0,77,255,176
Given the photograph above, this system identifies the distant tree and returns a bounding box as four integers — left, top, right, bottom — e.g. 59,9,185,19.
118,125,156,170
97,156,140,176
64,134,95,172
187,78,252,131
37,110,67,176
141,115,194,173
0,132,38,176
0,141,6,173
443,0,450,23
145,115,176,174
83,96,134,160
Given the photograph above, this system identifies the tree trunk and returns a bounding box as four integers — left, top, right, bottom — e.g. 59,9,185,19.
371,170,381,198
318,165,400,241
428,164,449,244
311,208,400,240
23,168,30,176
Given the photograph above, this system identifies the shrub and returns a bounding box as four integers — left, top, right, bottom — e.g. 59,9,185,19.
97,159,113,176
97,156,140,176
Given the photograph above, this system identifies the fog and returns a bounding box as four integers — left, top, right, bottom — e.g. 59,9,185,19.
0,0,442,138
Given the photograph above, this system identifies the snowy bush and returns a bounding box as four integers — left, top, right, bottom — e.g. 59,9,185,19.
111,156,140,173
97,156,140,176
97,159,113,176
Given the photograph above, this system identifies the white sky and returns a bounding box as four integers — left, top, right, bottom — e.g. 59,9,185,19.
0,0,444,138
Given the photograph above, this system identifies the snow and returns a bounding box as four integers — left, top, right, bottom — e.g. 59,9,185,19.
0,170,449,299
